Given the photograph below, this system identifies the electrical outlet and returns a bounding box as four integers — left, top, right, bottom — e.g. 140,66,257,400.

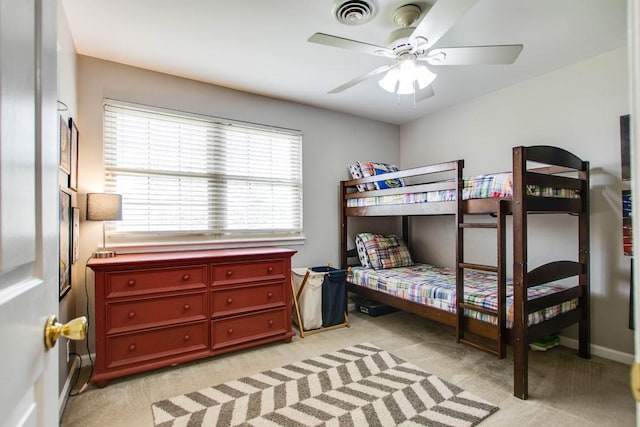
66,339,70,363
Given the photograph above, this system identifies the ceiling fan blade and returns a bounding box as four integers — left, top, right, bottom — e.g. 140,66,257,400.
328,64,396,94
416,85,435,102
422,45,524,65
409,0,480,50
308,33,393,57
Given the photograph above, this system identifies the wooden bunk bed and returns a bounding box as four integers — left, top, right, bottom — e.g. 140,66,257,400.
339,145,590,400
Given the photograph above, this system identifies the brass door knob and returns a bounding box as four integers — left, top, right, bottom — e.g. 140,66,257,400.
632,363,640,401
44,315,88,350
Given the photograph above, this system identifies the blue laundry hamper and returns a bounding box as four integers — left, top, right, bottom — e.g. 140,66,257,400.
311,266,348,327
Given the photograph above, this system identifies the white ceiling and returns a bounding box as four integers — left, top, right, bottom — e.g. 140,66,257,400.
60,0,627,125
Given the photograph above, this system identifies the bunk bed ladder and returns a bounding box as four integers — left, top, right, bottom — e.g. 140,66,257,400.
456,200,507,359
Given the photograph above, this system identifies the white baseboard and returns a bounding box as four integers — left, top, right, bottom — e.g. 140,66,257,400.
58,353,96,420
346,304,633,365
559,336,634,365
58,356,80,420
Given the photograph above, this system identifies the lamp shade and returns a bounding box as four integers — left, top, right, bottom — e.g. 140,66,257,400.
86,193,122,221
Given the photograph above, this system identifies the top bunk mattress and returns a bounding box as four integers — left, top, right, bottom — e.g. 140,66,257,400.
346,172,579,208
348,263,578,328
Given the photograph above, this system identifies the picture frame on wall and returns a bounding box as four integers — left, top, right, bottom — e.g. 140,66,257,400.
59,188,73,300
69,118,79,191
620,114,631,181
59,115,71,175
72,207,80,264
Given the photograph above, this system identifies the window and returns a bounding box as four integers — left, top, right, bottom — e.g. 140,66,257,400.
103,100,303,242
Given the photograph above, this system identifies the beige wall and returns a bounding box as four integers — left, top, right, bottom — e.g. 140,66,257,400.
57,1,78,395
400,47,632,356
74,55,400,353
62,28,631,368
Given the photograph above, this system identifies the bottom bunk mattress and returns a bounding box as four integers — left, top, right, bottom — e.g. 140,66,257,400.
348,263,577,327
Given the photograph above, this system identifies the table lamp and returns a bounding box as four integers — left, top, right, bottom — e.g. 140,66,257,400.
86,193,122,258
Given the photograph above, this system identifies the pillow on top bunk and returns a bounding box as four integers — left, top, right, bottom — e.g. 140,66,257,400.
356,233,413,270
348,163,374,192
348,161,404,192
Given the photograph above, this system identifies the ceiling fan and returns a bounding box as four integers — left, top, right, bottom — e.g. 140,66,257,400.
308,0,523,99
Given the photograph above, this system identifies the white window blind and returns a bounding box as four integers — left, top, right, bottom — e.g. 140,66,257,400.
103,101,303,240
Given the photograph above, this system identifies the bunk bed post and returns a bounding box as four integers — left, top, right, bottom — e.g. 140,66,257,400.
512,146,529,399
578,162,591,359
497,199,507,358
455,160,465,342
402,216,410,254
340,181,348,270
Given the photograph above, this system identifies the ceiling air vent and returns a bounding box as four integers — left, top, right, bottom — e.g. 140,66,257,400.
332,0,378,25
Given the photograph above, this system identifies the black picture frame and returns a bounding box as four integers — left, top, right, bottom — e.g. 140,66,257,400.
69,118,79,191
59,188,73,300
620,114,631,181
59,115,71,175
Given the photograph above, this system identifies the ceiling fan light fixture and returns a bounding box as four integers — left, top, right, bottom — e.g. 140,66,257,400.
378,68,400,93
379,60,436,95
415,64,436,89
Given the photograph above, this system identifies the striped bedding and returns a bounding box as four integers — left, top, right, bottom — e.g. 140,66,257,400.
346,172,579,208
348,263,578,328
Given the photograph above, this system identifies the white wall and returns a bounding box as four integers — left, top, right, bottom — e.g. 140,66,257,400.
400,47,632,355
74,56,400,352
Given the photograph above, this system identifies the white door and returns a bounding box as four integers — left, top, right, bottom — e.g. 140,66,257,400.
631,1,640,425
0,0,58,426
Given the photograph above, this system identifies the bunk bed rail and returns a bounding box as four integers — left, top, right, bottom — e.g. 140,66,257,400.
342,160,464,189
341,159,464,218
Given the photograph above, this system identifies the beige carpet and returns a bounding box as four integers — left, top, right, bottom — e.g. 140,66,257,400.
151,343,498,426
61,311,635,427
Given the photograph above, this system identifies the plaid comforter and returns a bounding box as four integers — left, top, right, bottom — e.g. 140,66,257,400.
349,263,578,328
346,172,579,208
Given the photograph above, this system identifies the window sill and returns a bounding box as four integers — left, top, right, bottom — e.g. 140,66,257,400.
104,235,305,255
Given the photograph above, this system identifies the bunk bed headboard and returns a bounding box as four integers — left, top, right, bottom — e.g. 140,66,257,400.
511,144,590,399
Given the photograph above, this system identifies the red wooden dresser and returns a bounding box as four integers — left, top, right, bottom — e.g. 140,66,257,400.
87,247,296,387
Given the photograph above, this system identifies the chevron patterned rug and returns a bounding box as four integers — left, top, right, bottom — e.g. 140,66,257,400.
151,343,498,426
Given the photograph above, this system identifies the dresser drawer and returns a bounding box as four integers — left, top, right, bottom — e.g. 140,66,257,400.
211,308,287,351
106,265,207,298
106,292,207,334
106,321,208,369
211,260,285,286
211,283,284,318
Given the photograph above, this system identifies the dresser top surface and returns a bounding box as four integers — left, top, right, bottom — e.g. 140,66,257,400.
87,247,297,270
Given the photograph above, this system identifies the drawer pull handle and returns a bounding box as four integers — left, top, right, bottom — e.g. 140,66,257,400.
226,298,233,304
127,279,136,287
128,312,136,319
267,292,273,299
268,320,274,326
267,266,273,273
128,344,136,352
226,270,233,277
183,304,190,311
227,328,233,334
183,334,190,341
182,274,190,281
